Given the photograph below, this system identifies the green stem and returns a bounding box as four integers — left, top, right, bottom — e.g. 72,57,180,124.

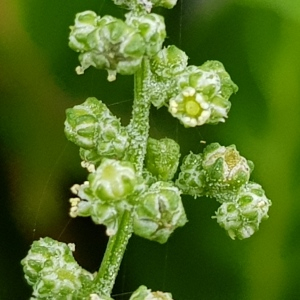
92,57,151,296
92,210,133,296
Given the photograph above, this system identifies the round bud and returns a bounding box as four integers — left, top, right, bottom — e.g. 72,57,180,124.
202,143,254,200
64,97,101,149
145,137,180,181
126,12,166,56
147,46,187,108
214,182,271,240
151,45,188,78
129,285,174,300
133,181,187,244
64,97,129,159
88,158,137,202
69,11,100,52
21,237,94,299
175,152,207,198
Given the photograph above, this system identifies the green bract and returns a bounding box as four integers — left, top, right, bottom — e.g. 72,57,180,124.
129,285,173,300
202,143,254,200
133,181,187,243
64,97,129,160
21,237,94,299
126,12,166,56
169,61,238,127
145,137,180,181
214,182,271,240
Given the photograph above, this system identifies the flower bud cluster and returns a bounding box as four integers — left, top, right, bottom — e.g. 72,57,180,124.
176,143,271,239
21,237,94,299
64,97,129,166
69,10,166,80
214,182,271,240
148,47,237,126
129,285,173,300
70,158,137,236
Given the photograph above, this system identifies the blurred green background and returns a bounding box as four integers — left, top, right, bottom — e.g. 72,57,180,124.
1,0,300,299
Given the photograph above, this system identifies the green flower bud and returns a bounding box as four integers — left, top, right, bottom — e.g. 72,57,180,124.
64,97,101,149
147,46,188,108
151,45,188,78
126,12,166,56
130,285,173,300
70,181,122,236
145,137,180,181
175,152,207,198
88,158,137,202
21,237,94,299
214,182,271,240
69,11,100,52
202,143,254,200
64,97,129,159
71,14,146,81
133,181,187,244
169,62,238,127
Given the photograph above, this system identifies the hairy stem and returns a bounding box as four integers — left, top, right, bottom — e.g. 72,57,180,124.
92,58,151,296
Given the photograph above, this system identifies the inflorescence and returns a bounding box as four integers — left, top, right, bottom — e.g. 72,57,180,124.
21,0,271,299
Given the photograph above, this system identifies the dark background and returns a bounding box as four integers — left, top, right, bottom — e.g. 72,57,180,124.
1,0,300,299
